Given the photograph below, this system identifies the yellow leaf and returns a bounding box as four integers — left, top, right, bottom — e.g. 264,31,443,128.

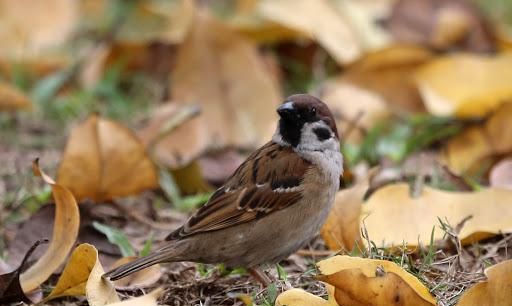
443,102,512,174
85,246,120,306
20,160,80,293
146,11,281,168
321,182,365,251
342,44,433,113
57,114,158,202
317,255,436,306
42,244,99,302
275,288,335,306
456,259,512,306
415,53,512,118
0,82,31,111
110,257,161,290
363,183,512,248
106,288,163,306
257,0,360,64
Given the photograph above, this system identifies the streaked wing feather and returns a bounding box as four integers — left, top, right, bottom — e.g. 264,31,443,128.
167,142,311,240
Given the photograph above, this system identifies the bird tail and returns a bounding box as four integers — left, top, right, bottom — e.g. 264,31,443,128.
103,251,172,281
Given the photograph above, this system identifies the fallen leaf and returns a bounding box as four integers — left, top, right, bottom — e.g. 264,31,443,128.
0,81,31,111
321,182,365,251
85,245,120,306
80,0,194,44
42,243,98,302
341,44,433,113
443,102,512,174
363,183,512,248
489,158,512,190
317,255,436,306
110,256,162,290
57,114,158,202
0,0,77,57
106,288,163,306
145,11,281,168
456,259,512,306
170,161,213,194
226,0,303,44
415,53,512,118
275,288,335,306
385,0,496,52
20,159,80,293
321,81,390,143
0,240,45,304
257,0,360,64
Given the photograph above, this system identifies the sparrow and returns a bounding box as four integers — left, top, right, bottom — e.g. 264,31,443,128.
104,94,343,284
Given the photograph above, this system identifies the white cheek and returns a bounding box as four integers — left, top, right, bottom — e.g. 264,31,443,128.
296,121,339,152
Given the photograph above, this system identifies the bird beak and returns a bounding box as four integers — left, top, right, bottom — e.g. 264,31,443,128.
277,101,295,119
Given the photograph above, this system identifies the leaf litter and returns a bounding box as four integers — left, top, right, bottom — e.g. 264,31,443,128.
2,0,512,305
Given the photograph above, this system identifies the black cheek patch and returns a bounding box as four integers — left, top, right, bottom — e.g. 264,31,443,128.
313,127,331,141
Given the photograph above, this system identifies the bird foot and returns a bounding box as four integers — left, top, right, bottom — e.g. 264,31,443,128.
248,267,272,287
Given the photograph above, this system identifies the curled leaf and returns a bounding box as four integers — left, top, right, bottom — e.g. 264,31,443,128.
42,243,98,302
317,255,436,306
456,259,512,306
20,159,80,293
85,245,120,306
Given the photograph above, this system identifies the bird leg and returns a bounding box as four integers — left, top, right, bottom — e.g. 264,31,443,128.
248,267,272,287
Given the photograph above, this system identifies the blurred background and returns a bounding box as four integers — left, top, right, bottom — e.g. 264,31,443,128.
2,0,512,305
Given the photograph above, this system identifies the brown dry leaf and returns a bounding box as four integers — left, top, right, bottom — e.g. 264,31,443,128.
57,114,158,202
321,182,365,251
275,288,336,306
81,0,193,44
415,53,512,118
20,160,80,293
321,81,389,143
0,0,77,57
257,0,360,64
85,245,120,306
226,0,302,43
107,288,163,306
145,10,281,168
341,45,433,113
456,259,512,306
111,256,162,290
42,243,99,302
490,158,512,190
0,81,31,111
443,102,512,174
317,255,436,306
363,183,512,248
386,0,496,52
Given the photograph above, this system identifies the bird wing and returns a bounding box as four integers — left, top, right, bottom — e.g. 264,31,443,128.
167,142,311,240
